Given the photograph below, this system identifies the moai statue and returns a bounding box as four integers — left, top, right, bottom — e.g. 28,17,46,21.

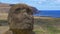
6,4,36,34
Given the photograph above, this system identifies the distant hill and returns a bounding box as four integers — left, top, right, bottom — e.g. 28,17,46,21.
0,3,11,13
0,3,38,13
0,3,10,7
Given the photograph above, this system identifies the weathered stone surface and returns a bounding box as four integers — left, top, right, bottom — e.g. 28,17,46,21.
7,4,35,34
4,30,13,34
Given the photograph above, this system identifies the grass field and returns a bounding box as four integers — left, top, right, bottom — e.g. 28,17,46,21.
0,13,60,34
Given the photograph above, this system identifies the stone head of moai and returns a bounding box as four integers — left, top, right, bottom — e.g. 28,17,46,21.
8,4,37,34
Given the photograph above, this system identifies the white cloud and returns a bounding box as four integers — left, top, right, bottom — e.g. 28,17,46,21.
37,0,47,4
28,0,47,4
54,0,60,4
55,0,60,2
0,0,60,10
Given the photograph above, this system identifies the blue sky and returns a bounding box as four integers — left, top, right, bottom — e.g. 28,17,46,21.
0,0,60,10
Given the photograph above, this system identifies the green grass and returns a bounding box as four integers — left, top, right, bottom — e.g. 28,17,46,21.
0,17,60,34
0,20,7,23
33,29,46,34
33,26,60,34
0,20,8,26
46,25,60,34
0,20,60,34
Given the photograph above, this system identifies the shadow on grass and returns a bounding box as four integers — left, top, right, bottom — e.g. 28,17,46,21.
0,20,8,26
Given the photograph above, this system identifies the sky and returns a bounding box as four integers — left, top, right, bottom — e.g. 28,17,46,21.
0,0,60,10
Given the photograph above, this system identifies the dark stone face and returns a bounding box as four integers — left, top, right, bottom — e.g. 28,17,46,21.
12,7,33,15
7,4,35,34
14,8,26,14
11,7,33,22
8,4,34,29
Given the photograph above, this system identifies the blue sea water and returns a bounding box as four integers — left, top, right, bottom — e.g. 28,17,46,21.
34,10,60,18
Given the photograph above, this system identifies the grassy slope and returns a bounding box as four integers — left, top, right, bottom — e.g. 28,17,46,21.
34,18,60,34
0,13,60,34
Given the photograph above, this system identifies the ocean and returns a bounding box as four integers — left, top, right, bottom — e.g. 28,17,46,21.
34,10,60,18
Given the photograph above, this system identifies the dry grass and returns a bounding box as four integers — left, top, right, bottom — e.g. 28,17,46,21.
0,13,8,20
0,13,60,34
0,26,9,34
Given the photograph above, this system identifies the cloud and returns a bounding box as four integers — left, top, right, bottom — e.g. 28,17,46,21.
0,0,21,4
54,0,60,4
0,0,60,10
54,0,60,3
33,0,47,4
43,0,60,6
